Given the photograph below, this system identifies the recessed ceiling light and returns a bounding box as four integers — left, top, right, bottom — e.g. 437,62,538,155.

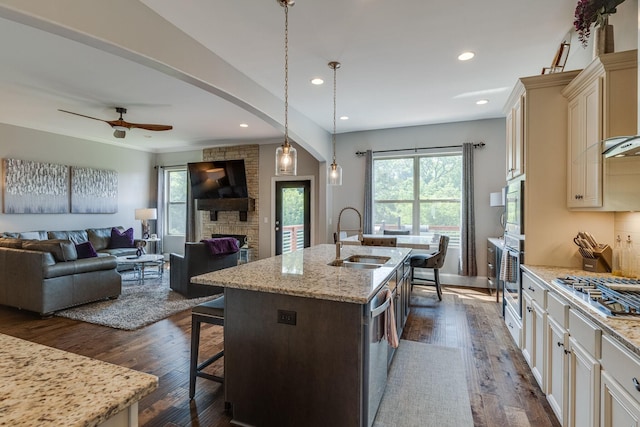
311,78,324,85
240,123,249,128
458,51,475,61
339,116,349,120
476,99,489,105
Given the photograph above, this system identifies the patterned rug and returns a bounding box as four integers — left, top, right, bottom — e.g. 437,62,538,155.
55,267,220,330
373,340,474,427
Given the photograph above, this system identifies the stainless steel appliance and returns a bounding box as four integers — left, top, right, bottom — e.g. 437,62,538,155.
553,276,640,317
502,233,524,318
363,285,392,427
505,180,524,236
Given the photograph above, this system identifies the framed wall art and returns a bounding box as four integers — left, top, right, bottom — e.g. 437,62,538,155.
71,166,118,213
2,158,69,214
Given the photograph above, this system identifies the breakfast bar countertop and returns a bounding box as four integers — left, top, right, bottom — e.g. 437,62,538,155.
0,333,158,427
192,244,412,304
523,265,640,358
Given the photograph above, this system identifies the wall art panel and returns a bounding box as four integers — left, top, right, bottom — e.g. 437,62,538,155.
71,167,118,213
2,158,69,214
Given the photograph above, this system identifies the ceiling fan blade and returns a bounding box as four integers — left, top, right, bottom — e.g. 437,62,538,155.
106,119,172,132
58,109,109,123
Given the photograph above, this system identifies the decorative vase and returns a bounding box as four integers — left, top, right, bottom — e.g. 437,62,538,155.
593,18,615,58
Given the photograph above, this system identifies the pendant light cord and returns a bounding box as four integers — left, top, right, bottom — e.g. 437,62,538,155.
332,63,337,165
283,3,289,144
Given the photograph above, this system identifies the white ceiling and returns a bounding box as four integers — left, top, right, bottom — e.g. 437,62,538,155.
0,0,578,155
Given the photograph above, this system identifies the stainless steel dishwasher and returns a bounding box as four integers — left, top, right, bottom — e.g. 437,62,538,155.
363,285,392,427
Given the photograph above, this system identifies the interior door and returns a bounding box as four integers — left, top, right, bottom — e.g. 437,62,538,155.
275,180,311,255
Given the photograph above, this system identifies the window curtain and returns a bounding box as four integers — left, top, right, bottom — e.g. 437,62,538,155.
363,149,373,234
459,143,477,276
155,166,165,255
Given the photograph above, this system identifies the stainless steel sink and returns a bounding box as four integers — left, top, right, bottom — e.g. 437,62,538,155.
343,255,390,265
327,255,391,269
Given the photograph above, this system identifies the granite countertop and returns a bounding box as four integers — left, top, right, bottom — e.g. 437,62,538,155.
0,333,158,427
523,265,640,358
192,244,412,304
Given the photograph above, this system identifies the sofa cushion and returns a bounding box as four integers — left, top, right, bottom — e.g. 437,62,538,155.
87,227,120,251
109,227,134,248
75,241,98,259
0,237,23,249
17,231,47,240
22,239,78,262
42,255,117,278
48,229,89,244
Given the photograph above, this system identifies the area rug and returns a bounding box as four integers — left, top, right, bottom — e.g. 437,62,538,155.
373,340,474,427
55,269,220,330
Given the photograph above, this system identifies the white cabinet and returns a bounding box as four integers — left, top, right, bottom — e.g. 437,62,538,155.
567,310,601,427
505,91,524,180
522,272,547,391
600,335,640,427
562,49,638,210
547,314,569,426
546,292,570,426
505,302,522,349
566,79,602,208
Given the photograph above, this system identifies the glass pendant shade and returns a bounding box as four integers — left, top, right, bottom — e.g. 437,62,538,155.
328,162,342,186
276,141,297,176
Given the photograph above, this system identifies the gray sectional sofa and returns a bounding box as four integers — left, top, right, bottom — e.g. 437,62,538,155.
0,226,142,316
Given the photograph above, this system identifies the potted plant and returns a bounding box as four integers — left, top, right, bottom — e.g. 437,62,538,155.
574,0,626,53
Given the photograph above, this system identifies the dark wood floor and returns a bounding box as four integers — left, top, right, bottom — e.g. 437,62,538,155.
0,285,559,427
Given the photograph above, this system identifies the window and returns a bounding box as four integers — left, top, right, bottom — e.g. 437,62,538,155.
373,153,462,245
165,168,187,235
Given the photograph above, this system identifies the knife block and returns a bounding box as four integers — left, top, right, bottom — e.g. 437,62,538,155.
582,245,612,273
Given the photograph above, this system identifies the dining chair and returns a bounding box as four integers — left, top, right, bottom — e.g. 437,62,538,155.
410,235,449,301
362,236,397,247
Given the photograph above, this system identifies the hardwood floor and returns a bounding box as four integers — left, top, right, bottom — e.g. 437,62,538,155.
0,286,559,426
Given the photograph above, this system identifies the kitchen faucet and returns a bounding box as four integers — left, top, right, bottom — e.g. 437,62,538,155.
335,241,343,261
336,207,363,243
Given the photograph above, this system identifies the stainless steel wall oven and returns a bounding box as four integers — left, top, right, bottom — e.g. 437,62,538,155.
502,180,525,319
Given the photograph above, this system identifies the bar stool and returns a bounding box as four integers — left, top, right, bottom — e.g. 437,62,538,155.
189,296,225,399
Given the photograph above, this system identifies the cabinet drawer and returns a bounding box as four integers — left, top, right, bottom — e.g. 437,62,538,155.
601,335,640,400
505,303,522,348
547,292,569,328
568,309,602,359
522,272,547,307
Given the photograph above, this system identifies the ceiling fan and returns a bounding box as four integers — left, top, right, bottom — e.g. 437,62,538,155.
58,107,173,139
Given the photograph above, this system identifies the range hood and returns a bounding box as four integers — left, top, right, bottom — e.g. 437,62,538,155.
602,136,640,158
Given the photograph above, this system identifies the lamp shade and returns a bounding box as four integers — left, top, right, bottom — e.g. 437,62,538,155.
135,208,157,221
489,192,504,207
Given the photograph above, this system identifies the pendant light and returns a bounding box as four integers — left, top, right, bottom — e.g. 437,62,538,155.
327,61,342,186
275,0,297,176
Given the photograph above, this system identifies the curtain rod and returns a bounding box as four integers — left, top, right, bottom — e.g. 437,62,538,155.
355,142,484,157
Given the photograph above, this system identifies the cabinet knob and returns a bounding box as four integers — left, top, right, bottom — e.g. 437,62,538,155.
557,341,564,348
563,349,571,355
634,378,640,392
527,306,533,313
508,322,514,329
528,286,535,292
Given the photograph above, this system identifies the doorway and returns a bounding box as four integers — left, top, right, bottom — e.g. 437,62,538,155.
275,180,311,255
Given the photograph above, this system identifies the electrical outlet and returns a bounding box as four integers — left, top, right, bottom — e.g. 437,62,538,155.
277,309,296,325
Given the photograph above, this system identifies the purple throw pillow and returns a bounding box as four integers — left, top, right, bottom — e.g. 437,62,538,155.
75,241,98,259
109,227,134,248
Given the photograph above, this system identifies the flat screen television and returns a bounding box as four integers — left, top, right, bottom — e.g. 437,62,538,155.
188,160,248,199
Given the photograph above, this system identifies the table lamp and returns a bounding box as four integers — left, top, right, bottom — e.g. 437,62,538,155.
135,208,157,239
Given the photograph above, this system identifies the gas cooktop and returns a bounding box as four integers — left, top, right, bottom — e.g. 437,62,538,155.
553,276,640,317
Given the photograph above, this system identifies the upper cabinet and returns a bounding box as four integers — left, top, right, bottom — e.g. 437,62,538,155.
505,90,525,180
562,50,638,210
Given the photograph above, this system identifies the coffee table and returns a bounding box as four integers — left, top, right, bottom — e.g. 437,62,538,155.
116,254,164,284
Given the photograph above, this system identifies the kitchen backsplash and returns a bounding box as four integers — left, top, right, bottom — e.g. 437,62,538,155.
614,212,640,247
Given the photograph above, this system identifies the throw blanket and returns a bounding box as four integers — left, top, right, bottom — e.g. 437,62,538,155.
201,237,239,256
499,250,517,283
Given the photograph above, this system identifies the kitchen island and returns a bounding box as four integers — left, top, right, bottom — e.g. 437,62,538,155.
0,333,158,426
192,244,412,427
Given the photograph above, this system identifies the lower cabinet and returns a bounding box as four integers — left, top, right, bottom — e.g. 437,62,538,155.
547,314,569,425
568,338,600,427
523,293,546,390
600,335,640,427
